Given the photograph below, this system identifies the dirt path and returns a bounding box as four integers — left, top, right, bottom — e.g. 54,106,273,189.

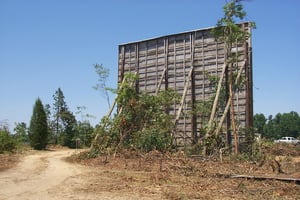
0,149,91,200
0,149,158,200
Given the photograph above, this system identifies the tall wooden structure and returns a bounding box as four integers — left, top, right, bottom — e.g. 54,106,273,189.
118,23,253,147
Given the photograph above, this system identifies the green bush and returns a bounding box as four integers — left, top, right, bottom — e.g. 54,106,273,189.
135,129,172,152
91,74,178,155
0,130,17,153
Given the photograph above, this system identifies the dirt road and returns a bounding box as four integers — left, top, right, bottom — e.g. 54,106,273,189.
0,149,159,200
0,149,88,200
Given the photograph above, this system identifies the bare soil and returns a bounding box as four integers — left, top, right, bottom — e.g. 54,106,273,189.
0,154,19,172
0,144,299,199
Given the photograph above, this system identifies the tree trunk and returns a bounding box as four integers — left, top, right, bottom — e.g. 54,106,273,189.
229,66,238,154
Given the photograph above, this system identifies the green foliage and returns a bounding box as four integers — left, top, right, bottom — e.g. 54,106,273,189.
253,113,266,134
28,98,48,150
203,0,256,156
134,128,172,152
0,129,17,153
75,121,94,147
44,103,56,144
212,0,255,46
51,88,79,148
14,122,28,144
93,63,113,108
204,134,224,155
52,88,68,144
254,112,300,140
93,73,178,153
59,110,77,148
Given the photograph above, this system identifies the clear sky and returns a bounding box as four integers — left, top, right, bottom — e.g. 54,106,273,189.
1,0,299,131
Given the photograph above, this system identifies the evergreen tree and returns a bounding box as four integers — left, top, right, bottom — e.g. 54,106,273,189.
52,88,68,144
75,120,94,147
28,98,48,150
253,113,266,136
14,122,28,144
52,88,78,147
44,104,57,144
60,110,77,148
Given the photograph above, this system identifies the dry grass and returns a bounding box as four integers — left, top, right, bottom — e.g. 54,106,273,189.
0,153,19,171
67,145,300,199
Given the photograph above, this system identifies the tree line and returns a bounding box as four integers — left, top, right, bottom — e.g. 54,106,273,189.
0,88,95,151
253,111,300,140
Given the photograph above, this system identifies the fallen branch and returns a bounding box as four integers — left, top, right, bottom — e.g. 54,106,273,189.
231,174,300,185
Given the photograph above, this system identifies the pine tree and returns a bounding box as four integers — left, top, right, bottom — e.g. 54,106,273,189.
29,98,48,150
52,88,68,144
52,88,77,147
60,110,77,148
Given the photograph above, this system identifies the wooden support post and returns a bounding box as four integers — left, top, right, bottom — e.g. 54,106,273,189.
215,61,246,136
174,33,194,127
174,65,194,126
155,67,167,95
156,37,169,95
206,63,226,133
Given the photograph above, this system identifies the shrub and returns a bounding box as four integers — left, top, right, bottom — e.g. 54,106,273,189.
91,73,179,154
0,130,17,153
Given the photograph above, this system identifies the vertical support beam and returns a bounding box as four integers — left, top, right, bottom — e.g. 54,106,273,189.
191,32,197,144
224,47,231,148
135,43,140,94
201,32,205,132
244,40,253,153
245,26,253,129
173,39,177,119
145,42,148,92
174,33,194,127
129,45,132,73
191,69,197,144
155,40,158,90
156,38,169,95
119,45,125,83
201,32,205,102
164,37,169,91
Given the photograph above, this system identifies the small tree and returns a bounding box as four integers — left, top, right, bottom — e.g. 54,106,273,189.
28,98,48,150
93,64,113,109
92,73,178,155
0,128,17,153
52,88,68,144
75,120,94,147
253,113,266,135
14,122,28,144
60,110,77,148
202,0,255,155
51,88,78,147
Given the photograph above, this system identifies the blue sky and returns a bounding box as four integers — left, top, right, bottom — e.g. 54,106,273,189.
1,0,299,131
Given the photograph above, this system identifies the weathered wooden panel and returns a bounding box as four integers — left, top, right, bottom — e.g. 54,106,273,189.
118,23,253,147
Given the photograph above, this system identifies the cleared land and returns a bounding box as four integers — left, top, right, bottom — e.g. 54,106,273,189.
0,144,300,199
